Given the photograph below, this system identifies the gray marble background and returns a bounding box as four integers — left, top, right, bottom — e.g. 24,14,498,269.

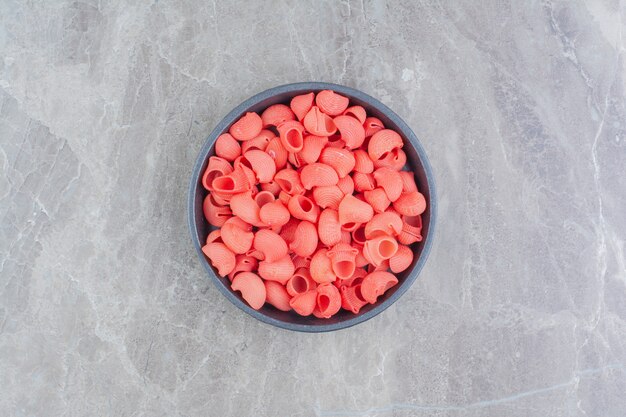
1,1,625,416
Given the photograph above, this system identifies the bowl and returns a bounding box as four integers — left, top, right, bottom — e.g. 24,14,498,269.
188,82,436,332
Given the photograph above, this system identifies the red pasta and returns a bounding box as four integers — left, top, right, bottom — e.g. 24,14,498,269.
200,90,427,316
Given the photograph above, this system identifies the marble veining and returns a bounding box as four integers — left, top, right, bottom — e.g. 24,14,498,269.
0,1,625,416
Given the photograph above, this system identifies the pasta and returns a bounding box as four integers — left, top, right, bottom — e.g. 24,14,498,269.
229,112,263,141
200,90,428,316
231,272,266,310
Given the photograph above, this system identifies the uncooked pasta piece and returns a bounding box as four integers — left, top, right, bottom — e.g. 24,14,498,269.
243,150,276,183
261,104,295,127
340,267,368,288
327,243,359,280
253,229,289,262
206,229,223,245
319,147,356,178
260,180,282,196
314,284,341,318
398,214,423,245
363,117,385,137
362,235,398,267
202,242,236,277
336,175,355,196
274,168,305,195
230,191,262,226
221,217,254,254
287,195,320,223
318,208,342,247
373,148,406,171
312,185,343,210
231,271,266,310
361,271,398,303
259,201,291,228
303,106,337,136
264,281,292,311
278,217,300,244
203,194,232,227
212,165,252,195
389,245,413,273
315,90,349,116
289,290,317,316
368,129,403,161
233,158,257,188
202,156,233,190
393,191,426,216
229,112,263,141
211,191,232,206
258,255,295,284
364,187,391,214
370,259,390,272
228,255,258,282
277,120,305,153
215,133,241,162
351,224,367,246
326,134,345,149
373,167,403,202
399,170,418,192
299,135,328,164
241,132,272,153
352,172,376,192
300,163,339,189
289,221,318,257
286,268,317,296
340,284,369,314
310,249,336,284
333,115,366,149
343,105,367,124
292,255,312,270
265,137,289,169
290,92,315,121
254,190,275,208
338,194,374,225
365,212,403,239
353,149,374,174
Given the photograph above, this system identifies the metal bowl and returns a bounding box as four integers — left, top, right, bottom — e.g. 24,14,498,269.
188,82,436,332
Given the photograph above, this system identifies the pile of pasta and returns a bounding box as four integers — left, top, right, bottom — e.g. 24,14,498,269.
202,90,426,318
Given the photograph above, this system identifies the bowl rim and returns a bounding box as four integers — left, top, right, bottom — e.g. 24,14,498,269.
188,82,437,332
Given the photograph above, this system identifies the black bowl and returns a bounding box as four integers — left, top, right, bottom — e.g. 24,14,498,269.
188,82,437,332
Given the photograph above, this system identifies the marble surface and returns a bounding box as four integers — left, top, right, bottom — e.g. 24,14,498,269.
1,1,625,416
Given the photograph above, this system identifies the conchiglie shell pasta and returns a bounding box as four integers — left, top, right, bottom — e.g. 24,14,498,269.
353,149,374,173
277,120,305,153
202,156,233,191
368,129,403,161
327,243,359,280
373,167,403,202
340,284,369,314
241,132,272,153
221,217,254,254
202,242,236,277
203,194,232,227
318,208,342,247
342,105,367,124
253,229,288,262
286,268,316,297
389,245,414,273
254,190,275,208
299,135,328,164
320,147,356,178
289,221,318,257
365,212,403,239
352,172,376,192
264,281,292,311
274,168,304,195
287,195,320,223
333,115,366,149
338,194,374,225
259,201,291,228
215,133,241,162
361,271,398,304
303,106,337,136
363,117,385,138
312,185,343,210
364,187,391,214
310,248,336,284
229,112,263,141
230,191,262,226
265,137,289,169
393,191,426,216
228,255,258,282
290,92,315,121
212,165,251,195
300,163,339,189
289,290,317,316
373,148,406,171
398,214,423,245
231,272,266,310
362,235,398,267
399,170,418,192
315,90,349,116
206,229,223,245
243,150,276,183
315,284,341,318
258,255,295,284
261,104,295,127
